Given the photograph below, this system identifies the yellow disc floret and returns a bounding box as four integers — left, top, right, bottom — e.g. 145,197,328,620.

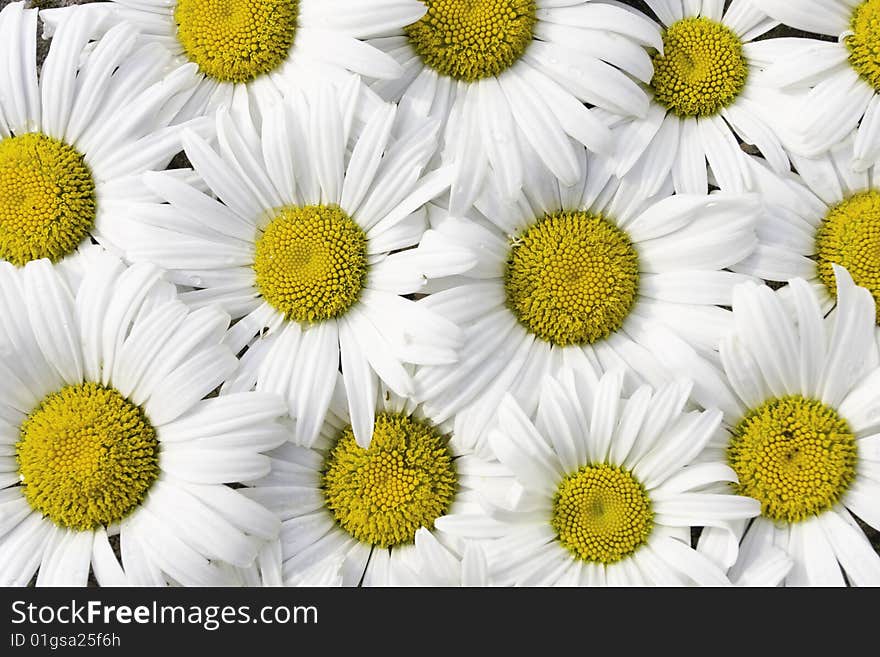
728,396,857,524
651,17,748,117
847,0,880,91
406,0,536,82
322,412,458,548
175,0,299,83
0,133,96,266
552,463,653,564
815,191,880,323
253,204,368,324
504,210,640,346
16,383,159,531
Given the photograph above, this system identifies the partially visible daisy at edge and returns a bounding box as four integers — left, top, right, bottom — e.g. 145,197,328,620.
607,0,787,195
0,250,287,586
413,149,760,455
241,374,494,586
641,267,880,585
0,2,206,273
40,0,424,127
369,0,663,212
106,82,468,449
732,140,880,328
746,0,880,168
433,367,763,586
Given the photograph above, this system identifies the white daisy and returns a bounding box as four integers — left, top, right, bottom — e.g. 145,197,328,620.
108,83,464,449
244,376,496,586
609,0,788,195
732,140,880,325
433,368,761,586
0,1,205,270
414,152,760,454
0,250,287,586
748,0,880,167
41,0,426,125
669,267,880,586
369,0,662,212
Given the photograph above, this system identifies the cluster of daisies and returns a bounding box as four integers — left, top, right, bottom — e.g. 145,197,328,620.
0,0,878,587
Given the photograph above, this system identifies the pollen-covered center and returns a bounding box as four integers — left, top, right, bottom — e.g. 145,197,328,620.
0,133,96,266
253,204,368,324
847,0,880,91
651,17,748,117
16,383,160,531
552,463,653,564
322,412,458,548
815,190,880,323
504,210,640,347
406,0,537,82
175,0,299,83
728,396,857,524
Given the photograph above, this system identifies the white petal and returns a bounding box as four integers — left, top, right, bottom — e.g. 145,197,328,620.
144,345,238,425
23,261,82,386
495,394,564,488
0,512,50,586
818,509,880,586
787,516,845,586
819,265,876,407
732,282,799,398
91,527,127,587
134,306,232,405
339,319,377,448
40,7,92,140
653,493,761,527
160,448,270,484
587,369,624,463
158,392,286,443
652,535,731,585
36,528,93,587
289,322,340,448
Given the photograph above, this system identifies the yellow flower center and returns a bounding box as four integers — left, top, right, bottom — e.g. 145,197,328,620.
651,17,748,117
0,133,96,266
552,463,654,565
504,210,640,347
405,0,537,82
253,204,368,324
847,0,880,92
815,191,880,323
16,383,159,531
175,0,299,83
728,396,857,524
322,412,458,548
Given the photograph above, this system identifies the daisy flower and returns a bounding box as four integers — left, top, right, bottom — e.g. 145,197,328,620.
109,83,465,449
245,376,497,586
433,368,761,586
0,2,205,270
369,0,662,212
42,0,426,124
657,268,880,586
415,153,760,454
733,141,880,324
748,0,880,166
610,0,787,194
0,251,287,586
